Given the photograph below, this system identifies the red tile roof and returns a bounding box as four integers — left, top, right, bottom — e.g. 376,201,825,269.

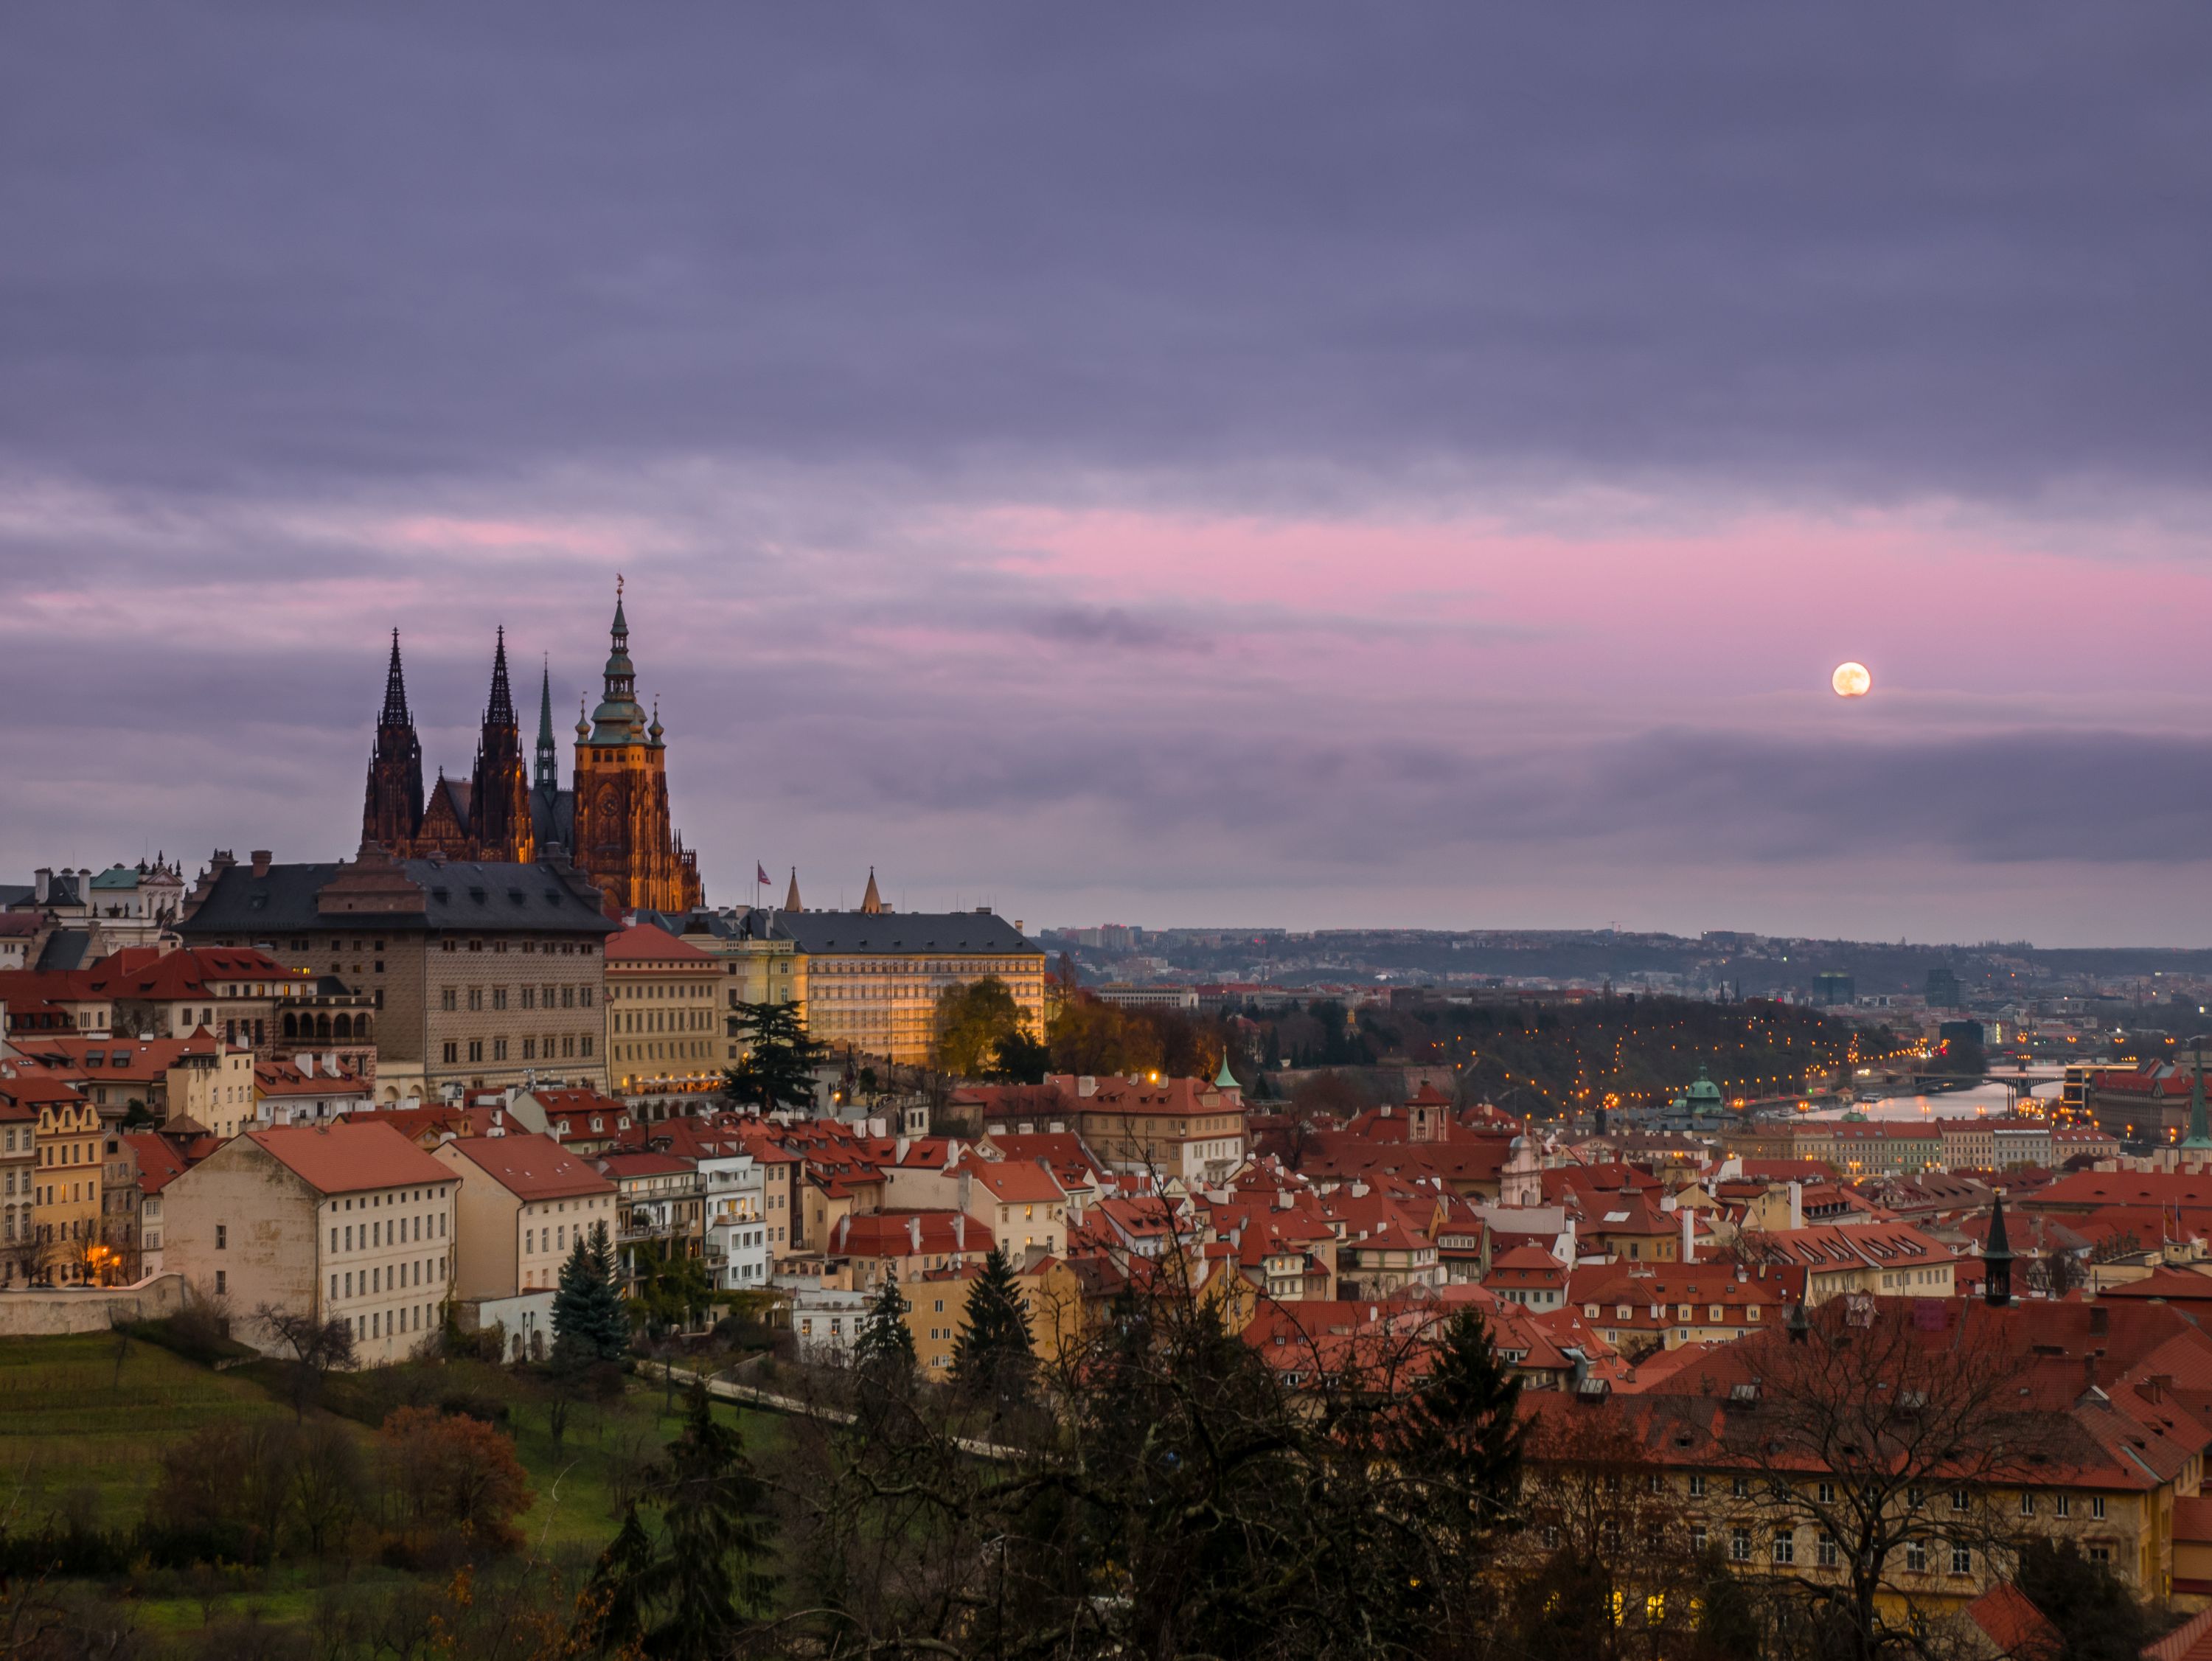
604,922,717,965
440,1132,614,1201
244,1121,451,1195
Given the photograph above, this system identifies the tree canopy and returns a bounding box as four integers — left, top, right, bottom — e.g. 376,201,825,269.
723,997,828,1110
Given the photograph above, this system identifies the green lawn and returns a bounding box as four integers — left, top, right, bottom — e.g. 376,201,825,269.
0,1332,787,1638
0,1331,288,1529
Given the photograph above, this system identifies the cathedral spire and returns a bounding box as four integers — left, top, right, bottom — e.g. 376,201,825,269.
534,656,557,790
860,867,884,913
484,626,516,726
784,867,801,913
364,629,425,853
380,630,412,727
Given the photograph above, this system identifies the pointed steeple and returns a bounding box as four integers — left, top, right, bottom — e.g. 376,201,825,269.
2185,1037,2212,1152
364,629,425,852
484,627,516,726
1213,1055,1240,1091
1983,1191,2014,1307
534,656,557,790
784,868,801,913
379,630,412,727
860,867,883,913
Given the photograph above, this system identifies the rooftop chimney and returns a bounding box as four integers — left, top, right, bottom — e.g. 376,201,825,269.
953,1213,967,1252
249,850,272,877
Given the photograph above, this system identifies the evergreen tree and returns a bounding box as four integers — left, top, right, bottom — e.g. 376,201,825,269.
552,1222,629,1368
640,1380,778,1660
1395,1306,1524,1528
723,999,828,1110
582,1500,653,1652
852,1274,916,1389
950,1247,1033,1406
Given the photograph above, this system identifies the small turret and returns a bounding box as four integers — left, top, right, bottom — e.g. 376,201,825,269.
784,867,801,913
860,867,884,914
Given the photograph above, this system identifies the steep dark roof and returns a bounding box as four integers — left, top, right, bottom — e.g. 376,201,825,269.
34,930,91,971
179,859,615,939
529,784,574,854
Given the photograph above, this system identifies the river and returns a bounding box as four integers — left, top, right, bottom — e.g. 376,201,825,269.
1802,1080,2064,1121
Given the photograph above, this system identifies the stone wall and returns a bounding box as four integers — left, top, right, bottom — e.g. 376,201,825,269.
0,1272,187,1336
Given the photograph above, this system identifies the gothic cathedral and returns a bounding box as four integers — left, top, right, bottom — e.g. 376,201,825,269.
361,584,703,915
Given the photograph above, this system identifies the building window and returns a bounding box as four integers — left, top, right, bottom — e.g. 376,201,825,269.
1817,1532,1838,1567
1950,1542,1971,1576
1950,1490,1969,1513
440,988,457,1011
467,988,483,1011
1905,1541,1927,1573
1688,1474,1705,1497
2055,1495,2070,1518
1729,1528,1750,1563
493,1039,509,1061
214,1270,226,1295
443,1042,459,1064
215,1224,226,1250
2090,1496,2106,1519
468,1040,484,1062
2020,1492,2035,1517
1817,1482,1835,1504
2088,1545,2112,1564
1731,1477,1749,1499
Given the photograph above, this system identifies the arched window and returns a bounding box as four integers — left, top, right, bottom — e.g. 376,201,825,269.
316,1014,332,1040
333,1014,352,1040
357,1016,372,1042
282,1013,299,1040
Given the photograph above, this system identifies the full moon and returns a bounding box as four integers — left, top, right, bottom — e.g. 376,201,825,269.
1832,661,1872,698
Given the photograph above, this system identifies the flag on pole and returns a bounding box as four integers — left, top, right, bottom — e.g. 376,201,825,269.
757,863,770,886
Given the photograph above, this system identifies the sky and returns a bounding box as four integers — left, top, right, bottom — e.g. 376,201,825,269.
4,7,2211,945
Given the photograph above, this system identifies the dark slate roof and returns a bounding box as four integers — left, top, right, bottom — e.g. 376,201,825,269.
34,930,91,971
529,784,574,856
0,885,32,910
179,859,615,939
772,910,1039,956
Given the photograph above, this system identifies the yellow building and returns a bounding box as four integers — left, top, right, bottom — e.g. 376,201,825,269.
775,894,1044,1067
604,921,724,1097
35,1092,105,1283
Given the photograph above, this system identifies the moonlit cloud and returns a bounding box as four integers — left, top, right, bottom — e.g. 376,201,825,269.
2,5,2210,942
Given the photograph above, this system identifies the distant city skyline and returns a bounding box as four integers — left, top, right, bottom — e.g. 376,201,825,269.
4,10,2211,945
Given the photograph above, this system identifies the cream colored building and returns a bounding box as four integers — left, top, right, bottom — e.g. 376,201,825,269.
604,922,723,1097
161,1121,456,1365
432,1131,616,1300
633,893,1046,1068
168,1042,258,1138
779,906,1045,1066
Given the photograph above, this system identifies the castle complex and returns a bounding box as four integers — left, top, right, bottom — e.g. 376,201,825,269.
361,582,703,915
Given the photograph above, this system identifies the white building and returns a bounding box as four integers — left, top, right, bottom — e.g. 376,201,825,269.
698,1149,771,1292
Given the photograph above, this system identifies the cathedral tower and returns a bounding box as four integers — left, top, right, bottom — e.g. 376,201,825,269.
468,627,533,863
362,630,425,852
569,579,703,914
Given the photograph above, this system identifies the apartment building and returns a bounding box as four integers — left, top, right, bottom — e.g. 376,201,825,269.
161,1121,456,1365
432,1132,616,1357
